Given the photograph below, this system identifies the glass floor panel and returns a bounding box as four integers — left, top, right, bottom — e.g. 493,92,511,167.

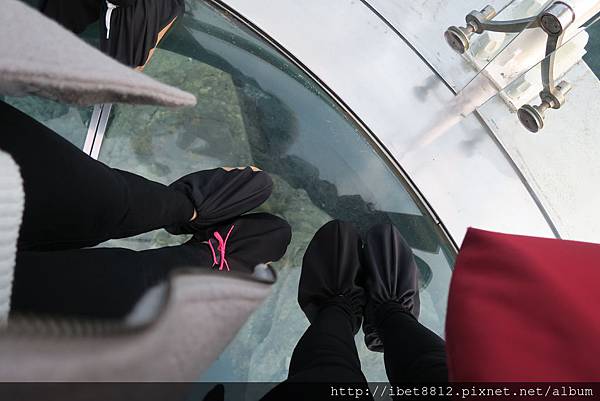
95,0,455,383
1,95,92,150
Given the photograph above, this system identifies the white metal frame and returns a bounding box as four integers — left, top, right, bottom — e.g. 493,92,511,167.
83,103,112,160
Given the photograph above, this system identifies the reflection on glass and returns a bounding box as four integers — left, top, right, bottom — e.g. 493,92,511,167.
478,28,591,133
1,96,92,149
462,0,600,98
459,0,554,90
480,24,596,122
97,0,455,382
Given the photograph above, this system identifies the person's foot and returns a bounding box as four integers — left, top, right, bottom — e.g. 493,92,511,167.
362,224,420,352
298,220,365,334
166,167,273,235
185,212,291,282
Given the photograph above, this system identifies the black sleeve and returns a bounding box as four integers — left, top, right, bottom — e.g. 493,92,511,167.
110,0,137,6
41,0,102,34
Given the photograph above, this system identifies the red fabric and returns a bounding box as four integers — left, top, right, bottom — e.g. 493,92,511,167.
446,228,600,381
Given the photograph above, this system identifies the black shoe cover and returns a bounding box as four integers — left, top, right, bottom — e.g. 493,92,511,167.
298,220,365,334
363,224,420,352
166,167,273,235
186,212,291,281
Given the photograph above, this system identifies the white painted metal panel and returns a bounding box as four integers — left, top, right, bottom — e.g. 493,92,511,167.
368,0,600,242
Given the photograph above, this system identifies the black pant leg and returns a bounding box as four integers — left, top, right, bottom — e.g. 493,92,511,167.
0,101,194,251
287,302,366,382
377,303,448,383
262,302,372,401
11,243,206,319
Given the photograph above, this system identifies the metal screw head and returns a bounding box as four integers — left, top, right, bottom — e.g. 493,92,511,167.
518,104,545,133
445,26,471,54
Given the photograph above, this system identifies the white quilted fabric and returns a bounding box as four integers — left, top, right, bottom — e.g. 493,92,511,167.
0,151,24,323
0,271,272,381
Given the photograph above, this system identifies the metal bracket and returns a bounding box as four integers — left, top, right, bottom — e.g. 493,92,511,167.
445,1,576,133
83,103,112,159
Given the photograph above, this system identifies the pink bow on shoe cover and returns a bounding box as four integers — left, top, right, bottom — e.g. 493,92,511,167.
207,225,235,271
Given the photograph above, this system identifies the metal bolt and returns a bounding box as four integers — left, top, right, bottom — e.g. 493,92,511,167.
540,2,575,35
556,80,572,96
518,102,549,133
446,5,496,54
479,5,497,21
444,25,474,53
